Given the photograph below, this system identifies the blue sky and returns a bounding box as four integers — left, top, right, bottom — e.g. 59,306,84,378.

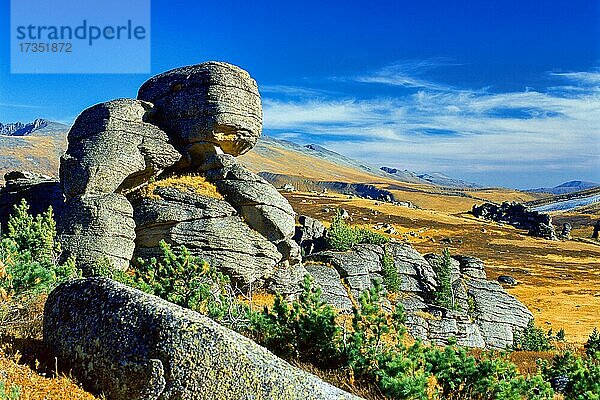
0,0,598,188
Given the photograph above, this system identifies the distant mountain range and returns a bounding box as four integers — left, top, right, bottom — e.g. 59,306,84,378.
527,181,599,195
379,167,482,188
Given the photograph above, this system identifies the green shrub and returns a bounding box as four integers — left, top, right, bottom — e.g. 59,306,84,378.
433,248,455,310
123,241,253,331
0,381,20,400
382,249,400,293
540,351,600,399
326,210,388,251
513,320,555,351
585,327,600,358
251,275,341,367
0,200,78,299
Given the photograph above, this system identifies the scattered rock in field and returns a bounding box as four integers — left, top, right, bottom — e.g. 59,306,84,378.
559,223,572,239
471,202,557,240
44,278,359,400
138,62,262,164
498,275,517,285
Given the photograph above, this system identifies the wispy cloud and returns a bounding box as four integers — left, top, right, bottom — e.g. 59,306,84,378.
352,59,458,90
262,63,600,187
0,103,44,109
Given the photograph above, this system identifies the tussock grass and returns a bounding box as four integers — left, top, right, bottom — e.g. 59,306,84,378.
141,174,223,200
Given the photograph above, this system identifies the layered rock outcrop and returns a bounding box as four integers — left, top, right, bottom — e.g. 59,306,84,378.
44,278,358,400
131,185,281,288
304,240,531,349
471,201,558,240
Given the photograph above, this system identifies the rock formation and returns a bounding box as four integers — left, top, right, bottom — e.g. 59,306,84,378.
131,185,281,288
138,62,262,165
471,202,558,240
304,240,531,349
44,278,358,400
593,220,600,239
560,223,572,239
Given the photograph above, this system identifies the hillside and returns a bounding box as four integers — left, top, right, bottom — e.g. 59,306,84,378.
0,120,68,179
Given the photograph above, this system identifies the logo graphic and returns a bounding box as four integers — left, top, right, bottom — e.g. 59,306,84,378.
11,0,151,74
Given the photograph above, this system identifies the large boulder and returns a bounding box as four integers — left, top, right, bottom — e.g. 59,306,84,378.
44,278,358,400
58,193,136,274
306,244,385,300
60,98,182,200
0,171,64,228
138,62,262,163
131,185,281,288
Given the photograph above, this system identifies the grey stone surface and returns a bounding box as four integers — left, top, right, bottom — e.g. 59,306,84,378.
131,185,281,289
453,255,487,279
60,99,182,200
0,171,64,228
466,277,532,349
306,244,384,299
44,277,359,400
294,215,327,256
386,242,437,293
138,62,262,162
305,263,353,312
58,193,136,274
202,155,296,243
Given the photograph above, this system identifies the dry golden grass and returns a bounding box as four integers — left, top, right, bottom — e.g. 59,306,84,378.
0,352,98,400
141,174,223,200
286,191,600,344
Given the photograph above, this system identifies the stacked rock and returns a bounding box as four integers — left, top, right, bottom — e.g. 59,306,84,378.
58,99,182,273
54,62,303,291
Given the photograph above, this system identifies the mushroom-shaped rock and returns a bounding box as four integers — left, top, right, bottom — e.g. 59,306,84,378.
60,98,182,200
43,277,359,400
137,62,262,162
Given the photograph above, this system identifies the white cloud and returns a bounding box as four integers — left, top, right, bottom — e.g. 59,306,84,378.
262,65,600,187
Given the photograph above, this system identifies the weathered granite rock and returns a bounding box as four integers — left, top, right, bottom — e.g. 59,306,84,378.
138,62,262,163
0,171,64,228
306,244,384,299
471,202,557,240
294,215,327,256
593,220,600,239
560,223,572,239
386,242,437,293
44,278,359,400
131,185,281,288
498,275,517,285
58,193,136,274
60,98,182,200
466,278,532,349
202,155,295,242
305,263,353,312
453,255,487,279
